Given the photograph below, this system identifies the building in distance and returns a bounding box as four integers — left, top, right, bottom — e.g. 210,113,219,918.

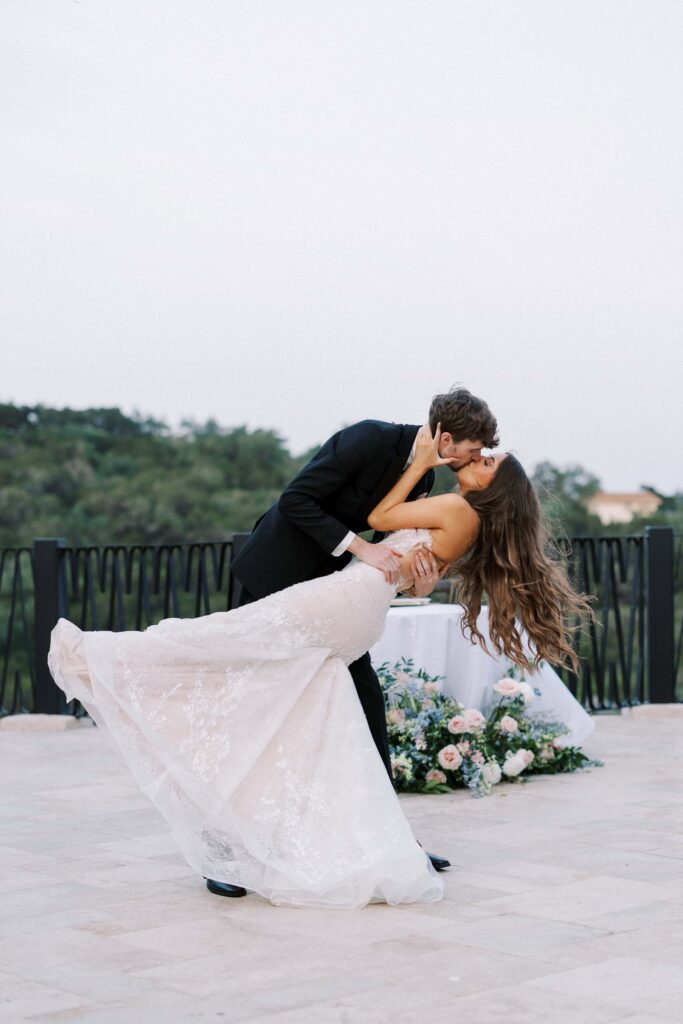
586,490,663,525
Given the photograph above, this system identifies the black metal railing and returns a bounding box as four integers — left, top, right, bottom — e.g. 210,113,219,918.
557,535,647,710
62,541,238,630
29,536,248,716
557,528,677,710
0,547,35,714
0,528,679,717
674,533,683,690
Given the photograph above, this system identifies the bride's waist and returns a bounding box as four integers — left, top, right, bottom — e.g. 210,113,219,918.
345,557,412,594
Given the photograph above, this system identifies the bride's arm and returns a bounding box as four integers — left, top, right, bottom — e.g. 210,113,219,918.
368,423,460,532
368,424,479,558
369,485,477,564
368,486,464,532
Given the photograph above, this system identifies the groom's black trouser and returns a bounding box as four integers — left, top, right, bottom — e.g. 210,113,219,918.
237,587,394,783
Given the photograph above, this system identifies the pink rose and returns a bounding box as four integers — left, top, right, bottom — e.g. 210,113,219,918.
493,679,522,698
497,715,519,735
426,768,447,785
463,708,486,732
520,748,535,766
447,715,467,734
387,708,405,728
395,670,411,685
423,682,440,696
437,744,463,771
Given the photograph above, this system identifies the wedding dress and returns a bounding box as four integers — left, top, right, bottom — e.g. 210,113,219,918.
48,528,444,909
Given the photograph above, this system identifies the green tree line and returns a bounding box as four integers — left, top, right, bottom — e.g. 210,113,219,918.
0,404,316,546
0,402,681,548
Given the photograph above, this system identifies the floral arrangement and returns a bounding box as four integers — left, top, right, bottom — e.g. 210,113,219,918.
379,659,601,797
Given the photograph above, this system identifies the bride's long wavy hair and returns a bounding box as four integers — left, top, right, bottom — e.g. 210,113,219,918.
453,455,591,672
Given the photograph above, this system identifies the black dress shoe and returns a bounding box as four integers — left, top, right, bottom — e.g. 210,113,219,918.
205,877,247,898
427,851,451,871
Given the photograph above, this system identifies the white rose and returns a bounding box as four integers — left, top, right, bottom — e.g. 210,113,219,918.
504,748,534,777
517,682,535,706
502,753,525,778
481,761,502,785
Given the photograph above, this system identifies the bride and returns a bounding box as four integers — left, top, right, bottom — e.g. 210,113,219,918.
48,426,587,910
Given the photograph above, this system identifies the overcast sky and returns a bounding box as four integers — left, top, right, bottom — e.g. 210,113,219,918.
2,1,682,492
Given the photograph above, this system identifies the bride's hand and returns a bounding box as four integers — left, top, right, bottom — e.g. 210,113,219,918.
413,423,459,472
409,547,452,598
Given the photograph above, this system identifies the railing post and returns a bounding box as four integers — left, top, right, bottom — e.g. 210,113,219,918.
646,526,675,703
33,538,68,714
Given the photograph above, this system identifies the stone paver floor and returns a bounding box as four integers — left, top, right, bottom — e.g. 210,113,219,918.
3,709,683,1024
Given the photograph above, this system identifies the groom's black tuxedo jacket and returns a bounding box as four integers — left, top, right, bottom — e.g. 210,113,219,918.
231,420,435,600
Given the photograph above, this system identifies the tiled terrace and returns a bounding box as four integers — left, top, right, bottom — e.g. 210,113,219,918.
2,707,683,1023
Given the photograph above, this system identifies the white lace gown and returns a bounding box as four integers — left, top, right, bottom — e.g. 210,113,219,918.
48,529,443,909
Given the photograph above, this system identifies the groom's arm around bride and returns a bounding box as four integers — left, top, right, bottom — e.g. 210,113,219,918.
230,388,498,789
232,417,437,600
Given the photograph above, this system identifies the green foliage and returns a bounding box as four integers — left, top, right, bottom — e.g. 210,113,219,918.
0,403,318,546
1,401,679,547
531,461,603,537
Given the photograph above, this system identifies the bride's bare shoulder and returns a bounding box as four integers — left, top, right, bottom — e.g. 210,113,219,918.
435,492,478,518
430,493,480,561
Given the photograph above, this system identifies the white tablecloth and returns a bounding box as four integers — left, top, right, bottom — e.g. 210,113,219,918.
370,604,594,747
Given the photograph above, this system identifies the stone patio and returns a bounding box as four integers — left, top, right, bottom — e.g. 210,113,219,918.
3,709,683,1024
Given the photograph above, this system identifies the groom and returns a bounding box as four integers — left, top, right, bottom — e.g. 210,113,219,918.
206,386,499,898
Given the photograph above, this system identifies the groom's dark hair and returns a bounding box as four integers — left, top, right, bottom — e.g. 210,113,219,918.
429,386,499,447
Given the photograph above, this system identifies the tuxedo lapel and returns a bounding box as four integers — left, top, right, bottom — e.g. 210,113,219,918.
408,467,436,500
369,464,435,545
360,425,420,521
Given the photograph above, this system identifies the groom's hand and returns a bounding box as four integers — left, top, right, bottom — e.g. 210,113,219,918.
347,536,403,585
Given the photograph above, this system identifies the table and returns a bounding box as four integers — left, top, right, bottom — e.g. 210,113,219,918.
370,603,594,747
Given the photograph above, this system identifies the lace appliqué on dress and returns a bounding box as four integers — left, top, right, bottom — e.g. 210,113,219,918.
47,527,443,909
